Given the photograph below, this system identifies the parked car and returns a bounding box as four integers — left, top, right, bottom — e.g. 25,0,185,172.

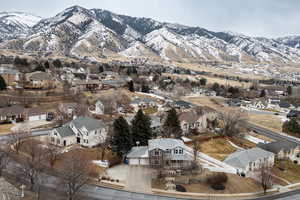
46,112,54,121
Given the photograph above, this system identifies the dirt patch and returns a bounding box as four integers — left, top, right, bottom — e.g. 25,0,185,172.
248,114,283,132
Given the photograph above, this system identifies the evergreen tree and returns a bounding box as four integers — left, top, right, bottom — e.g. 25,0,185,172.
0,75,7,90
287,86,292,96
53,59,62,68
131,109,152,146
260,89,266,98
141,85,150,93
112,117,133,157
163,108,182,138
128,80,135,92
282,119,300,135
200,78,207,86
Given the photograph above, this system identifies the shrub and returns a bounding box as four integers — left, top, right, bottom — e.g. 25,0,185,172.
207,173,228,190
294,160,298,164
176,185,187,192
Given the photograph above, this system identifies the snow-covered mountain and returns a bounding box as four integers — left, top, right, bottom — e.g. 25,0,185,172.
0,5,300,64
0,12,41,42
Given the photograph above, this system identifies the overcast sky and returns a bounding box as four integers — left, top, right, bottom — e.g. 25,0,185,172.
1,0,299,38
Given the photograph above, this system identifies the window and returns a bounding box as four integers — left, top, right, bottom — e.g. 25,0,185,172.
51,137,54,142
166,149,171,154
179,149,183,154
174,149,179,154
154,150,160,156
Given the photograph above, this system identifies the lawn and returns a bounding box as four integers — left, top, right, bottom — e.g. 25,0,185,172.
229,137,256,149
152,171,262,194
198,138,237,161
248,114,283,132
0,123,14,134
143,107,158,115
273,160,300,184
19,139,121,178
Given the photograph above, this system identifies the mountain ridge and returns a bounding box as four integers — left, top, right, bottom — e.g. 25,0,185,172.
0,5,300,64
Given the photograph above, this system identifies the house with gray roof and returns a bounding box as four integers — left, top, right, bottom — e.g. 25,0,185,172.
25,71,55,89
127,138,193,169
130,98,157,112
257,141,299,161
49,117,108,148
224,148,275,177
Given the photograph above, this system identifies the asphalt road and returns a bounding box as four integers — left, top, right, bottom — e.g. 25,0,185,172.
247,123,300,144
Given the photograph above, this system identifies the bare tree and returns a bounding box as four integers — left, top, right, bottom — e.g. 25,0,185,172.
192,140,201,161
45,140,61,168
219,109,248,137
60,154,90,200
9,128,30,154
0,150,9,177
21,140,44,191
55,106,73,126
259,164,273,194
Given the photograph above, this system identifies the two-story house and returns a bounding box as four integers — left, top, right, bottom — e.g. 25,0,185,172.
257,141,299,161
126,138,193,169
178,107,218,134
49,117,107,148
224,148,275,177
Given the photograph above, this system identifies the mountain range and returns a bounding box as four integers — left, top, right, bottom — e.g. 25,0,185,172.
1,5,300,64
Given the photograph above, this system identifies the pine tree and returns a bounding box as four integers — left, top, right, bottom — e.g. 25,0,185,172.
112,117,133,157
260,89,266,97
163,108,182,138
287,86,292,96
128,80,135,92
131,109,152,146
0,75,7,90
141,85,150,93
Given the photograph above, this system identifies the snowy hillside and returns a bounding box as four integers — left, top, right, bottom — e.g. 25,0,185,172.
0,5,300,64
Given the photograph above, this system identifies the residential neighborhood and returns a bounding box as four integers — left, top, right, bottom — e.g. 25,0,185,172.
1,1,300,200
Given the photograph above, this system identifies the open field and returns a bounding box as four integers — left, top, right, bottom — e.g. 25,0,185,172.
182,96,227,111
248,114,283,132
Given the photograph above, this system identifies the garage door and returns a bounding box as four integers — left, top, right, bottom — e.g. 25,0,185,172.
29,114,46,121
129,159,139,165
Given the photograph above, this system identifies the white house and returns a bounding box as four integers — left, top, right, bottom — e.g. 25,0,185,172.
26,108,47,121
49,117,107,148
224,148,275,177
95,100,105,115
126,138,193,169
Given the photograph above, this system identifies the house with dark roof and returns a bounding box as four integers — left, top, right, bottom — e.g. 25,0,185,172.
49,117,108,147
127,138,193,169
257,141,299,161
224,148,275,177
0,105,25,123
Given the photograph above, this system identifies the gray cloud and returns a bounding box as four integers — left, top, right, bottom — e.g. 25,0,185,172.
0,0,299,38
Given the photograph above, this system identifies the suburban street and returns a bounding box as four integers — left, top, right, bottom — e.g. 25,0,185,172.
1,129,300,200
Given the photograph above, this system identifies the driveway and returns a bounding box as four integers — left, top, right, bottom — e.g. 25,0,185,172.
11,120,51,132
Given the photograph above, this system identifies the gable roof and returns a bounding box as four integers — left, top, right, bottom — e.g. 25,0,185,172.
55,125,75,138
257,141,299,154
27,71,52,81
71,117,106,131
224,148,274,169
127,146,148,158
131,98,156,105
148,138,186,151
179,111,202,123
0,105,25,117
